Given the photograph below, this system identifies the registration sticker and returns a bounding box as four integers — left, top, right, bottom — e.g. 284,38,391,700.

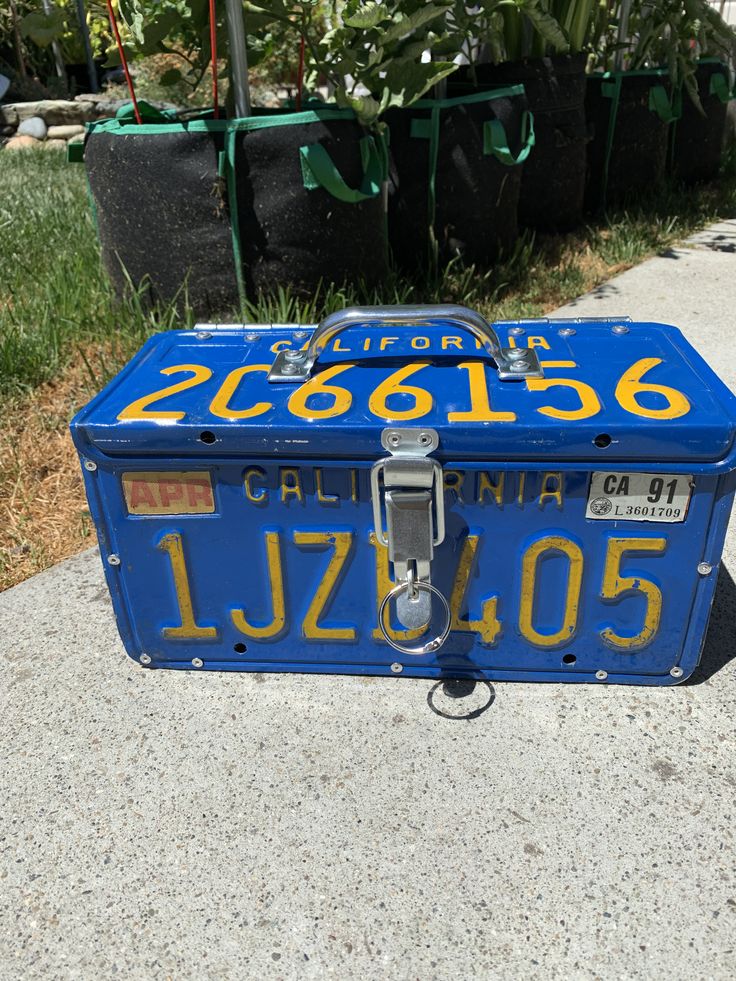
586,472,693,523
123,471,215,515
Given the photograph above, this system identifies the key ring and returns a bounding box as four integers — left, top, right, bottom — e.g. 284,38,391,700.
378,580,452,656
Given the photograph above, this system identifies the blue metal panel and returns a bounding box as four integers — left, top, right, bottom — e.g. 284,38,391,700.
71,315,736,684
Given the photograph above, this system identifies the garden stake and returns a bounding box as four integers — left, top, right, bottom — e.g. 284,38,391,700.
209,0,220,118
74,0,99,93
296,34,305,111
105,0,141,123
225,0,251,118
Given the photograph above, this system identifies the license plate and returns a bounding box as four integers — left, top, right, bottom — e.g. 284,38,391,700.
105,463,716,682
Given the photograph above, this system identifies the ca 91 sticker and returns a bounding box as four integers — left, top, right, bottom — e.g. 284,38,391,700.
586,472,693,523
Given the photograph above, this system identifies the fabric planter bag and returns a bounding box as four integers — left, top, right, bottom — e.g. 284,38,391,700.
226,108,388,297
672,60,733,184
82,107,239,317
450,55,588,231
386,87,534,272
585,70,679,211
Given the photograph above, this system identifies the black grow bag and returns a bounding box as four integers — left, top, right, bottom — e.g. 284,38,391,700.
226,108,388,296
585,69,678,210
672,60,732,184
450,55,588,230
83,114,239,317
386,87,533,272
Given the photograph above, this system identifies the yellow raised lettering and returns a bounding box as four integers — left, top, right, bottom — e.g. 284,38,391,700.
478,471,504,506
449,362,516,423
315,469,338,504
117,364,212,422
527,377,602,420
444,470,465,502
244,467,267,503
158,532,217,639
519,535,583,648
615,358,690,420
231,531,285,639
368,363,433,421
294,531,356,641
600,537,666,650
442,336,463,350
280,468,303,503
287,364,353,420
450,535,501,645
209,364,272,420
538,472,564,509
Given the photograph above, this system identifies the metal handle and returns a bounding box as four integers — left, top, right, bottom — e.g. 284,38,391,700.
267,304,543,383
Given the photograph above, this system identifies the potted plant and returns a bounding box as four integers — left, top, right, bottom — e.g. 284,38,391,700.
445,0,595,232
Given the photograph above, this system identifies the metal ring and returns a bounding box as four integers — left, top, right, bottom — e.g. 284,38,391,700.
378,580,451,657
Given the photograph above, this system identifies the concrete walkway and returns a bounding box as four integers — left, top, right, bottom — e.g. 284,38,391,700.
2,222,736,980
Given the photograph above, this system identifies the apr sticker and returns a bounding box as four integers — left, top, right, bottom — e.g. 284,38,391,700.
123,471,215,515
586,472,692,523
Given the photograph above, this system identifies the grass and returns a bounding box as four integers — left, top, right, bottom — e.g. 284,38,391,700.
0,146,735,590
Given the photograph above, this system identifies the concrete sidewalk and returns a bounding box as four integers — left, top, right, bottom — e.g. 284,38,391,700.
2,222,736,980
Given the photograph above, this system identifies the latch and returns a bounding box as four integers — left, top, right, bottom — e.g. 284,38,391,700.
371,428,451,656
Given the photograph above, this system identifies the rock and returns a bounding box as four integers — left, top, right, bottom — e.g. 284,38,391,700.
0,125,15,137
5,100,92,126
4,135,39,150
0,106,18,127
17,116,47,139
42,139,66,150
46,124,85,140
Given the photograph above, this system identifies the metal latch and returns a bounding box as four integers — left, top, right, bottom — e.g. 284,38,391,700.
371,428,451,655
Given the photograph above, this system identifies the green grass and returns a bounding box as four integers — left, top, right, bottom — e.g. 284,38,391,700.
1,147,735,407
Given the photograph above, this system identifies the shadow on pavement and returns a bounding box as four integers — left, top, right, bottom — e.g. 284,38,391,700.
686,564,736,685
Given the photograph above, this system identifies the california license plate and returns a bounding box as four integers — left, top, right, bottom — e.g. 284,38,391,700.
106,462,718,683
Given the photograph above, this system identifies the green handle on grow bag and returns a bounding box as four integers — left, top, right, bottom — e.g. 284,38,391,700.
483,111,535,166
299,136,384,203
709,73,735,104
648,86,679,124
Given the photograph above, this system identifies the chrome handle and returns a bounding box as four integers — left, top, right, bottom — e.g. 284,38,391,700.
266,304,543,383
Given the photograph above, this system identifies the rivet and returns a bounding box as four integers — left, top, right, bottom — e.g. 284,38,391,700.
388,433,401,446
140,653,152,666
107,554,120,566
595,669,608,681
418,432,432,445
612,324,630,335
284,349,306,362
390,662,403,674
697,562,713,575
84,460,97,472
509,326,525,336
195,330,212,340
670,666,684,678
191,657,204,668
293,330,308,339
510,360,530,372
558,327,576,337
245,332,258,342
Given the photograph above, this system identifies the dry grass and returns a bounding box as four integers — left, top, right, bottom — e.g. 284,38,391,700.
0,351,104,591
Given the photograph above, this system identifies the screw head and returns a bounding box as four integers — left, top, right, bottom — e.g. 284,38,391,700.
510,360,530,372
245,332,259,342
595,669,608,681
140,653,152,666
670,666,684,678
293,330,308,340
390,662,403,674
507,347,527,360
84,460,97,472
558,327,576,337
509,326,525,336
284,349,306,362
107,554,120,566
282,363,297,375
191,657,204,669
195,330,212,340
612,324,630,335
697,562,713,576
